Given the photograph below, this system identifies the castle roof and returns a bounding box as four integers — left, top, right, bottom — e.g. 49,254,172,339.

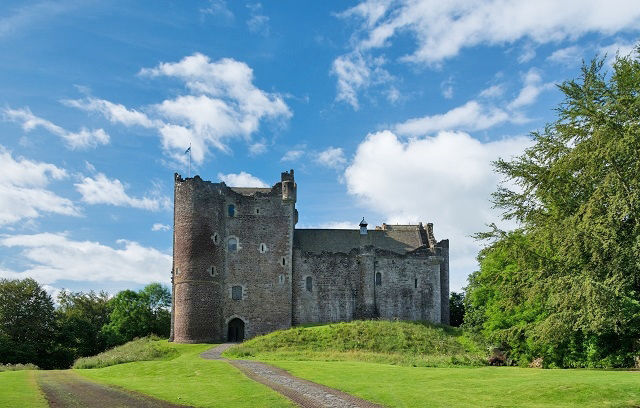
293,224,432,255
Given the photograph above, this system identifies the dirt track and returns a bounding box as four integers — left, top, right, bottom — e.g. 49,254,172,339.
37,370,190,408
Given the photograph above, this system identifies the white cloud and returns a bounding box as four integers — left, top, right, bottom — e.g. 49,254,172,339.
508,68,555,110
334,0,640,103
344,130,532,290
394,101,509,137
479,84,505,99
248,142,267,156
331,52,391,109
200,0,234,21
315,147,347,169
137,53,291,163
440,77,454,99
281,149,305,162
62,97,156,128
218,171,269,187
0,233,171,285
246,3,270,36
298,221,357,229
599,40,638,66
75,173,170,211
0,0,78,39
151,223,171,232
547,45,583,66
3,107,109,149
0,147,78,226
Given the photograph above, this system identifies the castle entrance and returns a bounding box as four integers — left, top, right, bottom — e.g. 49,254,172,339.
228,318,245,342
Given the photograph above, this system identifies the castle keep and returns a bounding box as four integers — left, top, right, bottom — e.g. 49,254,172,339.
170,170,450,343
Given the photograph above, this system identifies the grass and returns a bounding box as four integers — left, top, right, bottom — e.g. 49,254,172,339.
73,335,179,369
224,320,487,367
0,370,47,407
77,340,292,407
271,360,640,408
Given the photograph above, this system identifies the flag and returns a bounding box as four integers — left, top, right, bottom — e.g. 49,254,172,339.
184,146,191,154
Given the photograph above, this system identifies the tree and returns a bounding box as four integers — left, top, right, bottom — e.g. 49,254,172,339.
0,278,59,368
449,292,465,327
466,50,640,367
56,290,111,358
101,283,171,347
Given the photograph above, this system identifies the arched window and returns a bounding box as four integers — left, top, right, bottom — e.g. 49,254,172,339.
281,256,287,266
228,237,238,252
306,276,313,292
375,272,382,286
231,285,242,300
228,204,235,217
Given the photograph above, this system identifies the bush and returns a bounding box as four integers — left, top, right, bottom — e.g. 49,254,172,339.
0,363,39,372
73,335,178,369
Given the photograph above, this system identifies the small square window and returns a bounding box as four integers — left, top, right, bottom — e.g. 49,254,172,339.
228,238,238,252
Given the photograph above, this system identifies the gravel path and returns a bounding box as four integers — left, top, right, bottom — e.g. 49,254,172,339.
37,370,190,408
201,344,383,408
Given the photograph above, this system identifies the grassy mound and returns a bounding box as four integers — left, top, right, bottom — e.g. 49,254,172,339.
224,320,487,367
73,335,179,369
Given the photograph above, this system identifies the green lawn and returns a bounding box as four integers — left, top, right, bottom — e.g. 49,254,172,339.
0,370,47,407
78,342,292,408
270,360,640,408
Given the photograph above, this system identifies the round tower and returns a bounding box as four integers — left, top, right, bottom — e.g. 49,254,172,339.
172,174,225,343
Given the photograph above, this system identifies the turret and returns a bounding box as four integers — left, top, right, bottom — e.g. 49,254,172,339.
281,169,296,202
359,217,368,235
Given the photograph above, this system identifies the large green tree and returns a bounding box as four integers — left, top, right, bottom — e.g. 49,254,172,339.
56,290,111,358
101,283,171,346
0,278,62,368
465,51,640,367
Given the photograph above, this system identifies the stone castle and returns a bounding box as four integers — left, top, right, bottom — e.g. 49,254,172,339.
170,170,449,343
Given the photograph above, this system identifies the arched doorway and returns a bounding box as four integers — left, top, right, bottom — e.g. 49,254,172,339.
227,318,245,342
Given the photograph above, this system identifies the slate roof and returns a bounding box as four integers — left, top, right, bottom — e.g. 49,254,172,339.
293,225,428,255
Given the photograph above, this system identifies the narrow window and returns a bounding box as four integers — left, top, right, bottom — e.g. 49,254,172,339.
375,272,382,286
228,204,235,217
231,285,242,300
259,243,267,253
281,256,286,266
228,237,238,252
208,266,217,277
414,278,418,289
306,276,313,292
278,274,285,285
175,268,180,276
255,208,260,215
211,233,219,245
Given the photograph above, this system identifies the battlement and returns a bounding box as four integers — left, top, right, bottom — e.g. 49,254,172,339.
281,169,294,182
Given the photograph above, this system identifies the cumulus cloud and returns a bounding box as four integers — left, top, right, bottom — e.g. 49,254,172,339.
344,130,532,290
315,147,347,169
0,233,171,285
218,171,269,187
75,173,170,211
334,0,640,104
3,107,109,149
0,147,78,226
151,223,171,232
64,54,291,164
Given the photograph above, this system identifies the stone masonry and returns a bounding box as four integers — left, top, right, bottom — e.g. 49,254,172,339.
170,170,449,343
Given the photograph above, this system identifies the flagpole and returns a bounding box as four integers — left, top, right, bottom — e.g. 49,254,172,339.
188,142,191,178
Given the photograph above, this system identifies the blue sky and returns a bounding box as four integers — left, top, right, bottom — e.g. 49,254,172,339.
1,0,639,297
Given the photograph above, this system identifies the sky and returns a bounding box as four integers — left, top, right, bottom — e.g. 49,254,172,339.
1,0,639,298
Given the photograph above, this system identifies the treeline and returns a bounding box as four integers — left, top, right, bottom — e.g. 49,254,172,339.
0,278,170,369
464,51,640,368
